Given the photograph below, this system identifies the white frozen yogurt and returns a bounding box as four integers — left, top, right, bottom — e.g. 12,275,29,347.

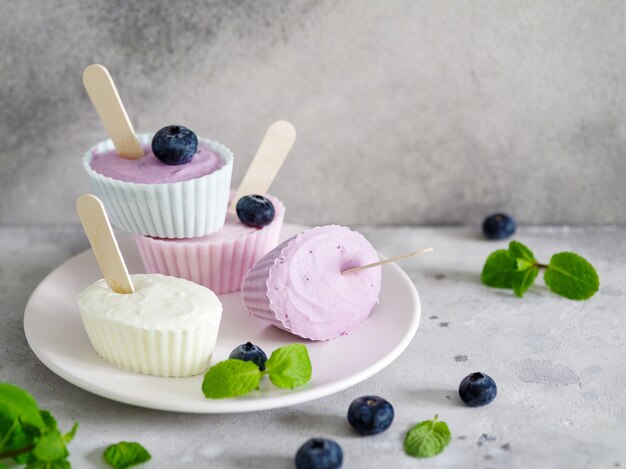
77,273,222,377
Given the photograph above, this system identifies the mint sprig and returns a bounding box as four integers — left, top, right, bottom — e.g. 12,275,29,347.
481,241,599,300
202,344,312,399
404,415,451,458
544,252,600,300
0,382,77,468
512,264,539,297
481,249,518,289
202,360,263,399
266,344,312,389
103,442,151,469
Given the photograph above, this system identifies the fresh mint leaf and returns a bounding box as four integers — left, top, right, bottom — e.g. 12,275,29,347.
545,252,600,300
13,449,32,465
39,411,58,434
0,387,40,460
0,383,45,431
63,423,78,444
404,415,451,458
481,250,516,288
25,459,70,469
512,267,539,298
266,344,312,389
0,384,77,467
482,242,599,301
0,415,33,458
104,442,150,469
31,431,68,462
509,241,536,270
201,345,313,398
202,359,263,399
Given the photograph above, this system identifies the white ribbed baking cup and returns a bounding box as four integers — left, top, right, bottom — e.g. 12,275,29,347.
134,198,285,295
78,310,221,378
83,133,233,239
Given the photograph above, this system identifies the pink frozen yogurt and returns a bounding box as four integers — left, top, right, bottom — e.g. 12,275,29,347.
134,193,285,294
241,225,381,341
90,144,225,184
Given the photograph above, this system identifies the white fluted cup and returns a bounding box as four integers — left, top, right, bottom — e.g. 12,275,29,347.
83,133,233,238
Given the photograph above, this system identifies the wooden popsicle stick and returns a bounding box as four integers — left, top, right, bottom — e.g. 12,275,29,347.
229,120,297,212
76,194,135,294
342,247,435,275
82,64,144,160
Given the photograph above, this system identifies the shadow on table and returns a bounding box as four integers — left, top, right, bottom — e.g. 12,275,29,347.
276,412,355,439
399,388,466,408
417,267,482,285
230,455,293,469
86,447,112,468
88,448,293,469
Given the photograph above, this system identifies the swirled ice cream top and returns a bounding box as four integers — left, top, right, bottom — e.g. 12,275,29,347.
264,225,381,340
89,144,225,184
77,274,222,331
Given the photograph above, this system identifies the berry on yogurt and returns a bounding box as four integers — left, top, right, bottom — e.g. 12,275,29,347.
236,195,275,228
151,125,198,165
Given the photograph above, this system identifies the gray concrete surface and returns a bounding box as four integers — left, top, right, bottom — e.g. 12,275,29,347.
1,1,626,226
1,225,624,468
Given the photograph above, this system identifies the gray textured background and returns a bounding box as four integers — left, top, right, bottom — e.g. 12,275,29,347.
1,0,626,227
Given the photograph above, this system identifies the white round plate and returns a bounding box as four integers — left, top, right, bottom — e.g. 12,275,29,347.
24,224,420,413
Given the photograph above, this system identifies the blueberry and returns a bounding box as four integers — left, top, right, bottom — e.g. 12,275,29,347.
295,438,343,469
228,342,267,371
236,195,275,228
482,213,516,240
459,372,497,407
347,396,394,435
151,125,198,165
